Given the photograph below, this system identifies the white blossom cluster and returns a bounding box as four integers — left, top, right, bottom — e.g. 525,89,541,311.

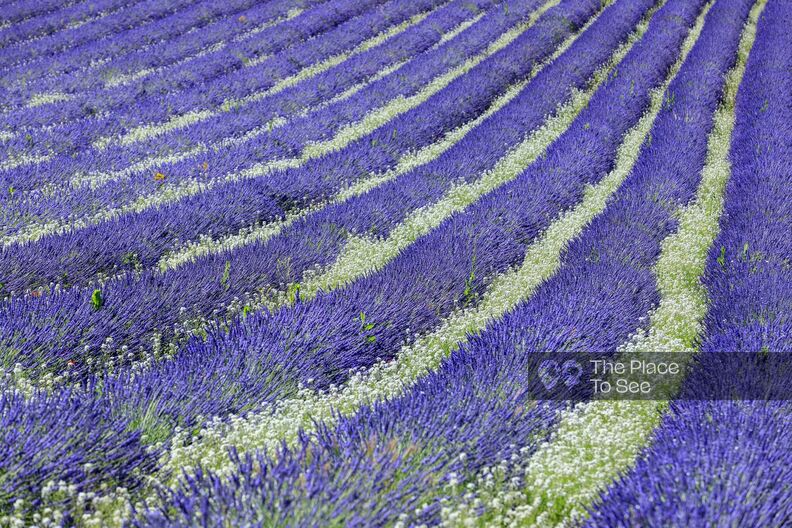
0,480,134,528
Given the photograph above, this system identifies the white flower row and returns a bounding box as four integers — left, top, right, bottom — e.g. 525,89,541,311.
26,92,71,107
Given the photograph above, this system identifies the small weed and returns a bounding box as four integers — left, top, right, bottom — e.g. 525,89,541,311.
759,344,770,359
91,289,103,311
462,2,478,15
717,246,726,269
663,91,676,110
462,255,478,306
287,283,301,304
122,252,142,271
359,312,377,343
220,261,231,290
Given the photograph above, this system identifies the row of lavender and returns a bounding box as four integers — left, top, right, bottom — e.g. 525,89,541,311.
0,0,289,82
0,0,142,51
0,0,382,135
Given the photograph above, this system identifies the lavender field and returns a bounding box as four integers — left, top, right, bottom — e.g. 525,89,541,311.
0,0,790,526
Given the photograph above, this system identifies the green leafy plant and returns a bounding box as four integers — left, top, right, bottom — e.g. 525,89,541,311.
220,261,231,290
287,283,301,304
359,312,377,343
663,91,676,110
462,254,478,306
91,289,103,310
122,252,142,271
717,246,727,269
462,269,477,306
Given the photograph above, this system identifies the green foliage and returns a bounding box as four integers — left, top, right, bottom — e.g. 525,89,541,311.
717,245,726,269
91,289,103,310
122,252,142,271
220,260,231,290
462,255,478,306
462,269,477,306
462,2,479,14
287,283,301,304
359,312,377,343
232,51,250,66
663,91,676,110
